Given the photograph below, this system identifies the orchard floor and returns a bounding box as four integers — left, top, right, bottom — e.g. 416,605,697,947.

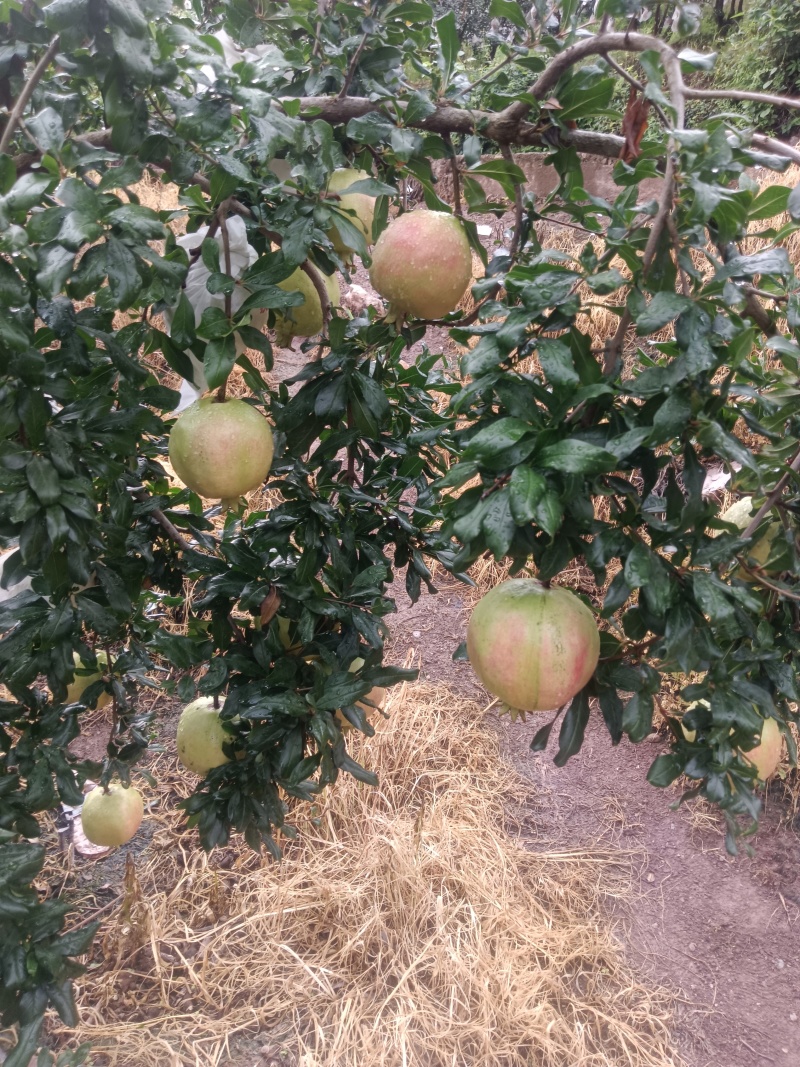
385,575,800,1067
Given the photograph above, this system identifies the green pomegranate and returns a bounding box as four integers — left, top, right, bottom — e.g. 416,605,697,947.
274,265,340,345
81,783,144,847
176,696,231,775
326,167,376,259
334,656,386,731
719,496,780,572
66,650,111,709
681,702,783,781
467,579,600,713
369,209,472,319
169,397,274,503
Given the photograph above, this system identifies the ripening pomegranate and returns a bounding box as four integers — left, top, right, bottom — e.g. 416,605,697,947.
369,209,472,319
718,496,780,573
176,696,231,775
66,650,111,709
682,702,783,781
467,578,600,712
81,783,144,847
334,656,386,731
274,264,340,345
169,397,274,503
326,168,375,259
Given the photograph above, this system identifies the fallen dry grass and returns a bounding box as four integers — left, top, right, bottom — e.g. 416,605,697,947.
48,681,681,1067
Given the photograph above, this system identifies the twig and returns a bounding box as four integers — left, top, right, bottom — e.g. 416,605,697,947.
601,52,670,128
458,49,519,95
133,490,192,551
742,445,800,541
443,133,462,217
685,87,800,112
0,35,61,154
666,213,690,296
500,143,523,256
338,32,369,99
300,260,332,330
737,563,800,602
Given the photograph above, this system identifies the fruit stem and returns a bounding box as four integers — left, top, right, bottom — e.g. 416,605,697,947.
213,693,220,710
216,382,227,403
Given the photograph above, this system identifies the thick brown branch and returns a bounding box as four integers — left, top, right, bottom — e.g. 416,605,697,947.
0,36,61,155
133,491,192,551
500,32,686,130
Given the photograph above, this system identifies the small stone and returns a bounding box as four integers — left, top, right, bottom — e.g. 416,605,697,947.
646,873,655,883
776,959,785,969
790,1013,797,1022
688,942,696,951
412,630,421,637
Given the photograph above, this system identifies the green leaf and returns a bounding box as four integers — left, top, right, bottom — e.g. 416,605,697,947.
748,185,789,222
635,292,692,334
538,439,616,475
533,490,563,539
508,466,545,524
203,335,237,391
105,237,141,309
468,158,527,202
788,182,800,221
537,339,579,386
717,248,792,280
489,0,527,30
481,490,515,557
554,689,590,767
169,292,196,349
647,753,682,787
36,244,75,300
462,417,534,462
436,10,459,86
26,108,65,154
27,457,61,506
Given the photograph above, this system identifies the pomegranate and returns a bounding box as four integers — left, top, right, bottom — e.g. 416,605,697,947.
742,717,783,780
326,168,375,259
682,702,783,781
467,578,600,712
274,264,340,345
66,650,111,709
369,209,472,319
176,696,231,775
169,397,274,503
81,783,144,847
719,496,780,572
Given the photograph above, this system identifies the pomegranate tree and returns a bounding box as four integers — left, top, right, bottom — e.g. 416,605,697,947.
169,397,274,503
467,579,600,713
369,209,472,319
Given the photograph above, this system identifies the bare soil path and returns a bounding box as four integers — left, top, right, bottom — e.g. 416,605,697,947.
386,575,800,1067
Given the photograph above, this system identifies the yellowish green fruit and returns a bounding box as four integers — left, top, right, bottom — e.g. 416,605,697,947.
718,496,781,572
276,615,304,654
326,168,375,259
81,783,144,847
274,266,340,345
66,650,111,709
681,701,783,781
742,717,783,781
369,210,473,320
176,696,231,775
169,397,274,501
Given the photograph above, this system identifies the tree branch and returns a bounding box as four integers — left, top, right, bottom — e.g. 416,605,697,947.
338,32,369,99
499,32,686,130
0,36,61,155
443,133,462,217
685,87,800,111
500,143,523,256
742,445,800,541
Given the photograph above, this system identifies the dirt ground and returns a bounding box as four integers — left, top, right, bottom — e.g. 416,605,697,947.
384,573,800,1067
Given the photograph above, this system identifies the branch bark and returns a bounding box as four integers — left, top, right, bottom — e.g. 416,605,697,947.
742,446,800,541
0,36,61,155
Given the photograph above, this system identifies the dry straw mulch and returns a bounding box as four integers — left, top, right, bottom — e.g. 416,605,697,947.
57,682,681,1067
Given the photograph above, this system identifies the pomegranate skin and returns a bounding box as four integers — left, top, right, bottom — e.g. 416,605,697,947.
169,397,274,500
369,210,472,319
467,579,600,712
